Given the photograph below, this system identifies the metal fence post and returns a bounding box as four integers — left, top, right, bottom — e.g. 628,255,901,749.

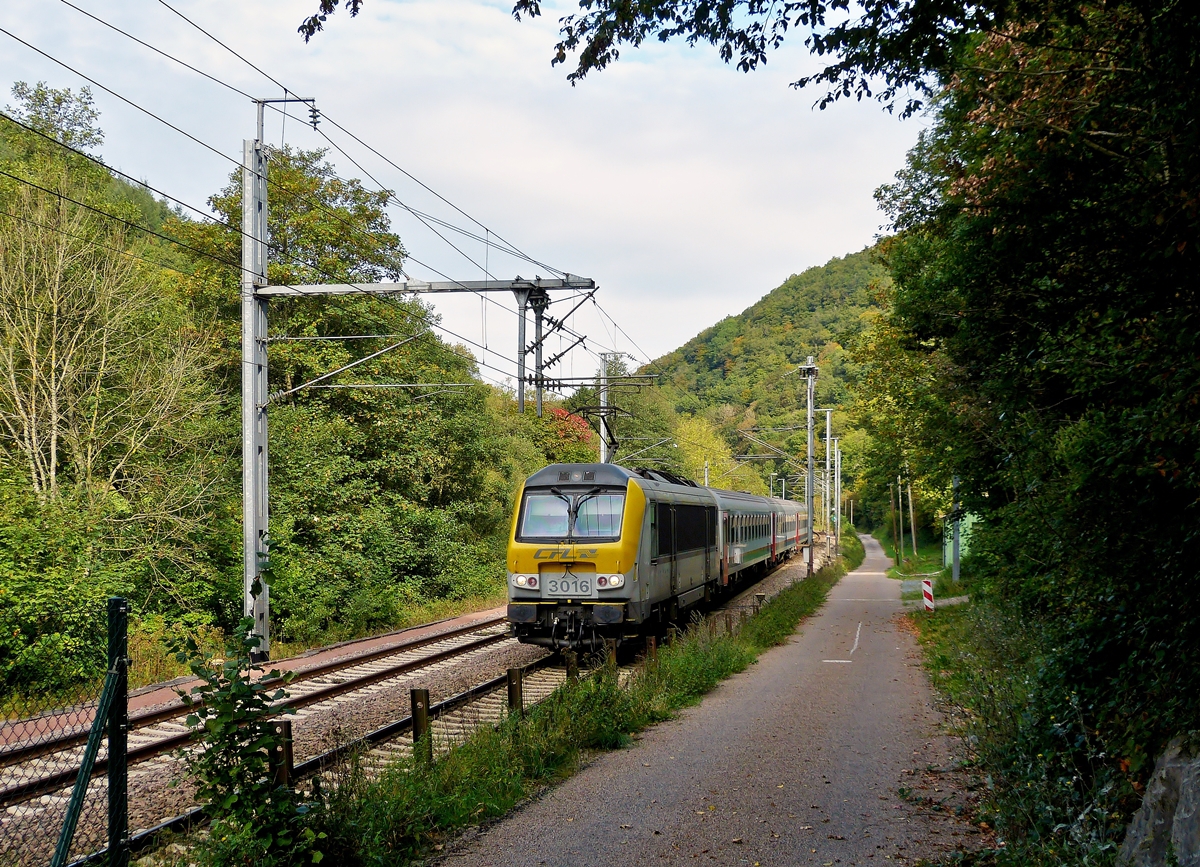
107,597,130,867
51,601,123,867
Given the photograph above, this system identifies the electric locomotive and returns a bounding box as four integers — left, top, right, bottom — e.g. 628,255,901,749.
505,463,808,651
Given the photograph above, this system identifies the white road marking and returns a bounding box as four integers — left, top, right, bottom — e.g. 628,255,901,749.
851,622,862,655
823,660,853,663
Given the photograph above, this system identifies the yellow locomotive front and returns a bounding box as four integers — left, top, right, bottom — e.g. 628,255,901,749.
506,464,646,650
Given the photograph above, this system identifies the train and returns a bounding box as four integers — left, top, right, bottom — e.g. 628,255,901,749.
505,463,809,651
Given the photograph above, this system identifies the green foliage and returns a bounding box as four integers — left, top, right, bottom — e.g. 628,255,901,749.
175,618,323,861
0,480,124,696
840,529,865,572
640,250,884,494
862,0,1200,816
739,561,845,650
842,3,1200,854
655,249,883,415
916,603,1134,864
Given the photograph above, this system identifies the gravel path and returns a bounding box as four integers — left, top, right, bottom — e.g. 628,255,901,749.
442,535,983,866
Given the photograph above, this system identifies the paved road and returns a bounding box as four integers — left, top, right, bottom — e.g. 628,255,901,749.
444,536,981,866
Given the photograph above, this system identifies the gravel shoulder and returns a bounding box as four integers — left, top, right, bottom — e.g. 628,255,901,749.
440,536,983,866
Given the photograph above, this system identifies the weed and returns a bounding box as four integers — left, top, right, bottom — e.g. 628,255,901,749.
913,602,1131,866
174,618,323,865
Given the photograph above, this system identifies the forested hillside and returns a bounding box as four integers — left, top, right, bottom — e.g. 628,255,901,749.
654,248,884,416
639,249,885,503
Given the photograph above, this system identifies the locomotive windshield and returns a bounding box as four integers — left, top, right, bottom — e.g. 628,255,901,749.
518,490,625,541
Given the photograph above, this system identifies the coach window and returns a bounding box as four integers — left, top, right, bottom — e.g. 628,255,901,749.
675,504,707,552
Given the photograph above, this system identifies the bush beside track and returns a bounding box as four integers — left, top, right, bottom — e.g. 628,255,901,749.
909,597,1138,866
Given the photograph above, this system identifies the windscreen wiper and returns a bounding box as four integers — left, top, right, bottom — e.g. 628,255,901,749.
569,487,603,537
549,487,572,542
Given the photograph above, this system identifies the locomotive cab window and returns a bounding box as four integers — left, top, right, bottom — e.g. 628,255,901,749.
518,490,625,541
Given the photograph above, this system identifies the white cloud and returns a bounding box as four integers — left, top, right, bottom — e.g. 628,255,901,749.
0,0,922,382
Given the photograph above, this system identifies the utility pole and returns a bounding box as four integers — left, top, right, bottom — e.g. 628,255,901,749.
514,289,529,413
952,475,961,582
890,483,900,568
907,480,918,558
704,460,709,487
598,354,609,463
824,411,833,562
241,102,271,661
770,472,777,498
896,473,905,567
532,290,548,417
800,357,819,577
833,440,841,555
781,476,786,500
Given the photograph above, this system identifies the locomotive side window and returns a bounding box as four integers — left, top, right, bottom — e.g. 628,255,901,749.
675,504,707,552
655,502,675,558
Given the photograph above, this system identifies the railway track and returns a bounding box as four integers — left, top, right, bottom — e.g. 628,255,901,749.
0,614,509,810
1,554,821,866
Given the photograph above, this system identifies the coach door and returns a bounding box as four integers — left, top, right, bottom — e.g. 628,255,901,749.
704,507,714,583
721,513,730,585
652,501,678,595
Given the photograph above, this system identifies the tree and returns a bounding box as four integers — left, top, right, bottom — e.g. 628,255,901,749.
299,0,1051,117
0,86,213,505
0,85,229,692
674,414,764,494
855,0,1200,845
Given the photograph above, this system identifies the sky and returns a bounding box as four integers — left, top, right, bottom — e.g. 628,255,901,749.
0,0,923,390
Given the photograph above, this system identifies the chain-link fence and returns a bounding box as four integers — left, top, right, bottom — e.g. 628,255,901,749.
1,597,129,867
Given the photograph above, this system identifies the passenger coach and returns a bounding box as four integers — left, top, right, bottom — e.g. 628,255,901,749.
506,463,808,651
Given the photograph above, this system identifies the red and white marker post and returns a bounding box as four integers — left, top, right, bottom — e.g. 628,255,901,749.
922,579,935,612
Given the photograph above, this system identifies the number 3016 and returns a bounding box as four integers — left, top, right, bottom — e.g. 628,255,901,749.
546,578,590,597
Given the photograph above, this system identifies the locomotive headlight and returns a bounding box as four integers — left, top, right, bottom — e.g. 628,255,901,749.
598,574,624,589
512,574,537,588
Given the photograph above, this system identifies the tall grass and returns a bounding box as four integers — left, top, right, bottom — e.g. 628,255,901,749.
913,603,1132,866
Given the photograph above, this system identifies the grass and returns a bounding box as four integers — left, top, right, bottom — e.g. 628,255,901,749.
908,601,1130,866
174,558,850,867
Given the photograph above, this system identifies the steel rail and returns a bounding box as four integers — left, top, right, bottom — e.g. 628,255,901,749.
0,614,505,768
0,627,512,808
